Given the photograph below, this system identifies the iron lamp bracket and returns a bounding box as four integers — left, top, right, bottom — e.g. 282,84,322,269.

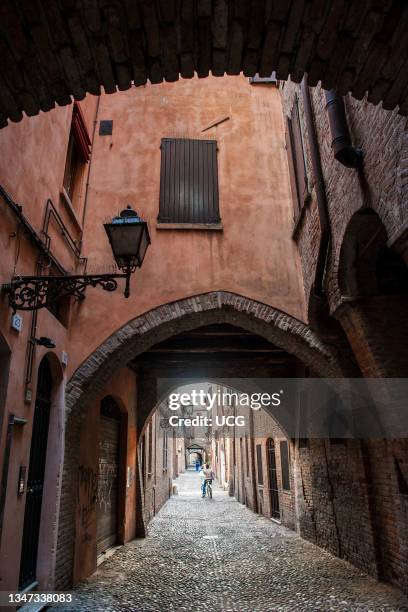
3,270,133,312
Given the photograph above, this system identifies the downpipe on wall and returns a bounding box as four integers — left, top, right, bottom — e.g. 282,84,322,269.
324,90,363,169
300,78,330,300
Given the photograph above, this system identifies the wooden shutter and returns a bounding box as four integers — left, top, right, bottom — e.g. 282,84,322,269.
285,98,309,219
159,138,220,224
285,118,300,218
291,102,308,203
72,103,91,162
280,440,290,491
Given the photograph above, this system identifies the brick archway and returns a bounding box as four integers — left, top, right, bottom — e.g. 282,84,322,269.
66,291,343,415
1,1,408,127
56,291,343,589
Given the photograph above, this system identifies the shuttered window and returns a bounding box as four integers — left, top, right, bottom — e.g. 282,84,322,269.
285,97,309,221
158,138,220,224
280,440,290,491
256,444,263,485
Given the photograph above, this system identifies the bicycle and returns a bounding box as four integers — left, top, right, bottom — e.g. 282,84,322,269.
204,478,213,499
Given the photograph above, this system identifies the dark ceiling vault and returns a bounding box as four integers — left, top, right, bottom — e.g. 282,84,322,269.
130,323,302,377
1,0,408,127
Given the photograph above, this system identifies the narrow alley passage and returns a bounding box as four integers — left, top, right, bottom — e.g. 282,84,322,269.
58,470,408,612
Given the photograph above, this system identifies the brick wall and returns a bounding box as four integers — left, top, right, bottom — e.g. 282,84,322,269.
295,439,379,577
217,404,296,530
280,80,408,595
280,80,408,316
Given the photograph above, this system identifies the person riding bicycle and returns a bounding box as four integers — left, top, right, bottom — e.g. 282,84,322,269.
200,464,215,498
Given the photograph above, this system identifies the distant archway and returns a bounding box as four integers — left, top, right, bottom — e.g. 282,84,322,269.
55,291,344,589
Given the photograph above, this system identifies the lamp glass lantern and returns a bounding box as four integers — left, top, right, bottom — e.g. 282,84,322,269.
104,206,150,297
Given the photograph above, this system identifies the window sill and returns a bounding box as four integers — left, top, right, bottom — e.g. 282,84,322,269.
60,187,82,233
156,222,223,231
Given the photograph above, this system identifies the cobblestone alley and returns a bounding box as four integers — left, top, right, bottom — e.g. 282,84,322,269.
57,470,408,612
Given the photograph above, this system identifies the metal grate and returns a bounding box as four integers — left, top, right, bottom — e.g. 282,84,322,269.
158,138,220,224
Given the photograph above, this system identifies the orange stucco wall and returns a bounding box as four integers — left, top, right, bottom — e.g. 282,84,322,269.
71,76,305,377
0,75,305,591
0,96,98,592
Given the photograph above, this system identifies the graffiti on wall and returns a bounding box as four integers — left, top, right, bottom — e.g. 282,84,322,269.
77,465,98,534
97,460,117,512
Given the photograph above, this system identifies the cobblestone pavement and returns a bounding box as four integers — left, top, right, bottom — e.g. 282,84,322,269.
59,470,408,612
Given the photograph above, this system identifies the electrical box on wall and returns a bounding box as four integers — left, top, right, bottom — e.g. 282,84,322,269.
99,120,113,136
11,313,23,332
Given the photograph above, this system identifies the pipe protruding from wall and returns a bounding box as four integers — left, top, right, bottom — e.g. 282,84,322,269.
301,78,330,299
324,90,363,169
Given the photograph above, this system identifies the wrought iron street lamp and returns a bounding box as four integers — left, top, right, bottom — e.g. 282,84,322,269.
3,205,150,312
104,205,150,298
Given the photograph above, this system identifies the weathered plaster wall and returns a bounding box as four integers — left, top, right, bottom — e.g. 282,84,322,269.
0,96,97,593
68,76,306,377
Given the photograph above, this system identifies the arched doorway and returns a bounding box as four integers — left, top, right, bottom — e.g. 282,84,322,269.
19,357,52,589
97,396,121,557
266,439,280,521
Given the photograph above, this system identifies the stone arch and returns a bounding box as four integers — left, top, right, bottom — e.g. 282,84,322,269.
56,291,343,589
67,291,343,418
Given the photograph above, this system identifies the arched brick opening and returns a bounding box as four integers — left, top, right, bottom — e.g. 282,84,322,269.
337,209,408,377
55,291,344,588
67,291,343,416
335,210,408,592
1,1,408,128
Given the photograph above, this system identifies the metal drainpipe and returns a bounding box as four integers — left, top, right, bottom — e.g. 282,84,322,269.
324,89,363,169
301,78,331,298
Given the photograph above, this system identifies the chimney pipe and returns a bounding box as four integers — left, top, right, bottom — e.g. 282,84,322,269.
324,90,363,169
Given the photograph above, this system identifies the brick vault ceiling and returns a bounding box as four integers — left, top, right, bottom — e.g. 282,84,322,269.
1,0,407,128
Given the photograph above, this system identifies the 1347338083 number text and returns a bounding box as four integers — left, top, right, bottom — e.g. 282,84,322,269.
5,592,73,606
